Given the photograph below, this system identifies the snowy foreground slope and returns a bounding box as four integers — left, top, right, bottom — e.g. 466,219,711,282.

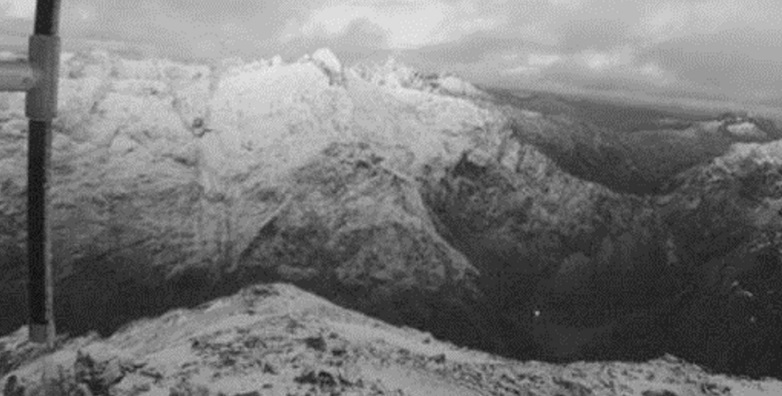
1,48,781,394
3,283,781,396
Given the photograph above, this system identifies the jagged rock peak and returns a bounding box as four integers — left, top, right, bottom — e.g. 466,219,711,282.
310,48,346,87
311,48,342,75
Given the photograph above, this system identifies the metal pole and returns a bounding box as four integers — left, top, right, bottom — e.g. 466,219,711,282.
25,0,62,347
0,0,62,348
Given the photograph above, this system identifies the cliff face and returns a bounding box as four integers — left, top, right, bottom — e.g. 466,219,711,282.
1,46,781,391
659,141,782,378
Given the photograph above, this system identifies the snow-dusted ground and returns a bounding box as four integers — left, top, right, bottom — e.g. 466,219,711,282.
4,283,782,396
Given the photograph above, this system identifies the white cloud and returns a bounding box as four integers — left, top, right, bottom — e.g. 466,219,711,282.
636,62,674,86
1,0,35,19
527,53,562,67
300,3,447,48
300,5,373,36
71,3,97,22
298,0,504,49
546,0,585,11
583,53,613,70
635,0,746,45
515,22,560,46
494,44,677,89
636,3,689,44
499,52,562,77
278,18,304,44
578,47,634,71
502,65,541,76
639,62,664,78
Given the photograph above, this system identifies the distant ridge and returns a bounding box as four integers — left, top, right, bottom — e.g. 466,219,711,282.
476,81,782,127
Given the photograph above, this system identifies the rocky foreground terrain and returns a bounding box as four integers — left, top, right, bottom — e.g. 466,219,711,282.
4,283,781,396
1,48,781,395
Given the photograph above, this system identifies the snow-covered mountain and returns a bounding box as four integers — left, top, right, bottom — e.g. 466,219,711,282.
1,47,781,395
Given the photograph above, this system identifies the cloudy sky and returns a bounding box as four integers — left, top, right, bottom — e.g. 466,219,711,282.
2,0,781,109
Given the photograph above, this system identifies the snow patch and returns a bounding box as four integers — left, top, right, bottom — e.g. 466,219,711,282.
326,321,497,365
312,48,343,79
727,122,766,139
